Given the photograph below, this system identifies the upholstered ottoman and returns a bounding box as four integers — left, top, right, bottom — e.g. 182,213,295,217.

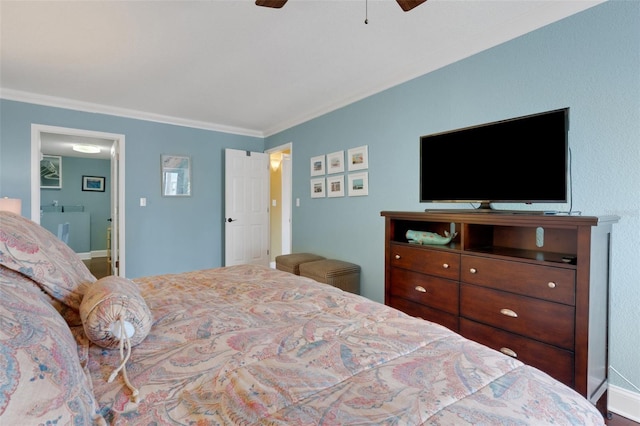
299,259,360,294
275,253,326,275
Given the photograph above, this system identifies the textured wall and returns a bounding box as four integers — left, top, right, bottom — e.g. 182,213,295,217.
265,1,639,396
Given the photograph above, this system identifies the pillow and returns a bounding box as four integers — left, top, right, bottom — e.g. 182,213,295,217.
80,275,152,349
0,265,106,425
0,211,95,310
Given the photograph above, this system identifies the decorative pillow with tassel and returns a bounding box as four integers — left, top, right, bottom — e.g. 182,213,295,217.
80,275,152,349
80,275,152,404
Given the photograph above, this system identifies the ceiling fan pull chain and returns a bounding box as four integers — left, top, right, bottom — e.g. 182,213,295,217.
364,0,368,24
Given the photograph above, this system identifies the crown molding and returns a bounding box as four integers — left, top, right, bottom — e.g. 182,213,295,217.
0,89,264,139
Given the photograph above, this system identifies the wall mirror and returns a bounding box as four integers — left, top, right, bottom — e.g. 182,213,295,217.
161,155,191,196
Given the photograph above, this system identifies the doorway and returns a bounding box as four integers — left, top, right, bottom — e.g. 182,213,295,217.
30,124,126,276
267,142,293,267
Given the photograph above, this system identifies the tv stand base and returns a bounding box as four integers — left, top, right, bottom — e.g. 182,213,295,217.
424,208,549,215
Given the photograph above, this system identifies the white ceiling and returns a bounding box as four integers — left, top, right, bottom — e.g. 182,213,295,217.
40,132,115,159
1,0,603,139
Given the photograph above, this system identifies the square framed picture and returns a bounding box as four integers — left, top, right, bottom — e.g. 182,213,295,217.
310,177,326,198
310,155,325,176
348,172,369,197
327,175,345,197
347,145,368,171
40,155,62,189
82,175,105,192
326,150,345,174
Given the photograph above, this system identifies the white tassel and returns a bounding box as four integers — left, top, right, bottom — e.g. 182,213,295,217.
107,316,140,404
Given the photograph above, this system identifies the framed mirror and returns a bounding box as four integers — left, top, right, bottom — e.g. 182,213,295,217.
161,155,191,197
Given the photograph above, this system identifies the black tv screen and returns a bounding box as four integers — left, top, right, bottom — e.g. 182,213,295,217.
419,108,569,210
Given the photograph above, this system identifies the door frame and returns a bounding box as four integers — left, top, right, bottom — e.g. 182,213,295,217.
266,142,293,260
30,124,127,276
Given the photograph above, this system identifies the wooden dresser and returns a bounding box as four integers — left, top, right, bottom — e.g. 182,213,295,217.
381,210,618,414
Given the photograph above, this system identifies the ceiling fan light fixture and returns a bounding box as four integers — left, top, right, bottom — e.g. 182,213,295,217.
396,0,428,12
255,0,288,8
256,0,427,12
73,144,101,154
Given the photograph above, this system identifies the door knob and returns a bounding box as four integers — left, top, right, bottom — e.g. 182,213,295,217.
226,218,237,223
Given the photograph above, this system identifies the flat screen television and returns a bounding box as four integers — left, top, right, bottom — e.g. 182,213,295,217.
419,107,569,212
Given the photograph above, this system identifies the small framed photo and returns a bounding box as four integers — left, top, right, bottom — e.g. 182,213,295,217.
348,172,369,197
347,145,368,171
310,155,325,176
82,175,105,192
327,175,345,198
40,155,62,189
161,154,191,197
326,150,345,174
310,177,326,198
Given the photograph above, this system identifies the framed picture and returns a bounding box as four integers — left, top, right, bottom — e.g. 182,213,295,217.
327,175,345,197
348,172,369,197
347,145,369,171
82,175,105,192
310,155,325,176
310,177,326,198
162,154,191,197
40,155,62,189
326,150,345,174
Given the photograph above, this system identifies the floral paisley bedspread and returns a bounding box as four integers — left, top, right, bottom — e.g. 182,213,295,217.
85,264,603,425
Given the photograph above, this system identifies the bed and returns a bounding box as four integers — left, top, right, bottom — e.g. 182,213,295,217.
0,211,605,425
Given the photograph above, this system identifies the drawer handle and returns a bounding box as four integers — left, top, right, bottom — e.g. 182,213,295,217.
414,286,427,293
500,308,518,318
442,263,450,269
500,347,518,358
548,281,557,289
469,268,477,274
395,254,401,260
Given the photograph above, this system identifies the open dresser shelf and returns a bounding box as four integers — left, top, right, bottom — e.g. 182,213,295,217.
381,210,619,416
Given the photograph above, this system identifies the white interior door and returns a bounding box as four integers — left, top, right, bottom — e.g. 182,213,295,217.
110,143,119,276
224,149,270,266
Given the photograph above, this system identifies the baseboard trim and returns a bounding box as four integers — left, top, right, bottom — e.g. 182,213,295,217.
78,250,107,260
609,384,640,422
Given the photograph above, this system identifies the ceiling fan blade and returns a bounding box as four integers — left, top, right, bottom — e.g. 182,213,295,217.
396,0,428,12
255,0,288,8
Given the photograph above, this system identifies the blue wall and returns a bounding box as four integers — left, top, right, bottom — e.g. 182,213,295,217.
0,101,263,276
265,1,640,396
40,156,111,251
0,0,637,398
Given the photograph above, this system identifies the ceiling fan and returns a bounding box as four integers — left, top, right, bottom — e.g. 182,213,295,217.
256,0,427,12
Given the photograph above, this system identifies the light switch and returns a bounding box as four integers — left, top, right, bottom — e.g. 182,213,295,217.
272,199,277,207
140,197,147,207
296,198,300,207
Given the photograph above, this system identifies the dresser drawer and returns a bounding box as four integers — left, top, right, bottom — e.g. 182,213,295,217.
391,244,460,280
460,318,574,388
388,296,459,332
390,268,459,315
461,255,575,305
460,284,575,350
